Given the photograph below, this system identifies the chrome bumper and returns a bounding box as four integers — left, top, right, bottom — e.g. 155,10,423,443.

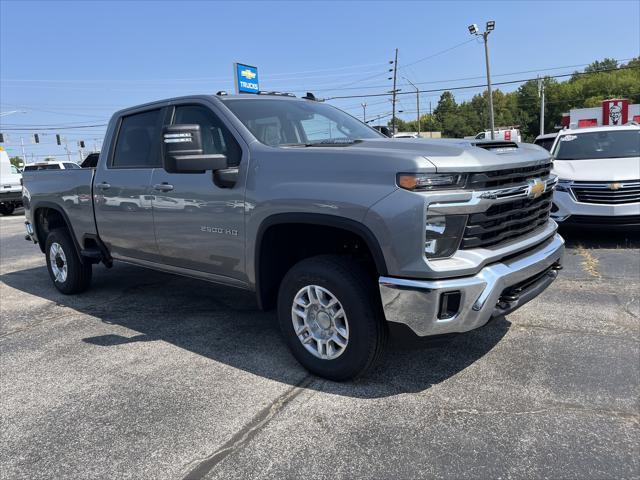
378,233,565,337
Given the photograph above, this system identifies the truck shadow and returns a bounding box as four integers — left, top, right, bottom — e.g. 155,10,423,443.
1,263,510,399
558,226,640,249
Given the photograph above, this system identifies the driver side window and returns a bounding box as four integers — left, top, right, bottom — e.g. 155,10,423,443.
173,105,242,166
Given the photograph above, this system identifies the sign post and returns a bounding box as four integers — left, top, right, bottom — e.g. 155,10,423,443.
234,63,259,94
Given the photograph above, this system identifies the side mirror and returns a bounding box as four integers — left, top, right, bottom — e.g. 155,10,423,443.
162,124,228,174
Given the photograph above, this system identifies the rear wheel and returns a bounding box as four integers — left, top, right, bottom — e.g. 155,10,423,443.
0,204,15,216
277,255,387,381
45,228,92,294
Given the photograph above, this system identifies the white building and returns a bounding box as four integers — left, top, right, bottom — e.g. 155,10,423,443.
561,99,640,129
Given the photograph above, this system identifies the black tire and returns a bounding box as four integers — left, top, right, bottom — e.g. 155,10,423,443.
0,204,15,216
277,255,387,381
45,228,92,294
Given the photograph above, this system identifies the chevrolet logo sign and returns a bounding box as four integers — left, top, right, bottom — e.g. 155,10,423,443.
609,182,622,190
526,178,546,199
240,69,257,80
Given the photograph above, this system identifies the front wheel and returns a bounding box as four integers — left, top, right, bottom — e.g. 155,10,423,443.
277,255,387,381
45,228,92,294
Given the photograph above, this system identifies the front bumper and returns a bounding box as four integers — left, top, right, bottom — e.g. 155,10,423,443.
0,190,23,203
378,233,564,337
552,190,640,226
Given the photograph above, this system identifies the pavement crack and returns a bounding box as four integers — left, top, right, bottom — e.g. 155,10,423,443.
180,375,314,480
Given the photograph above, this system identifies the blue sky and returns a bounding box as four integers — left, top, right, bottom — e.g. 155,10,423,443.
1,0,639,161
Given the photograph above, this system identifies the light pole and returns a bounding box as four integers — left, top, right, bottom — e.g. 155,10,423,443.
402,76,420,136
361,103,367,123
468,21,496,139
538,76,545,136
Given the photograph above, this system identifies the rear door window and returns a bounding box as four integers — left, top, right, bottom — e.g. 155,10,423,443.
112,109,162,168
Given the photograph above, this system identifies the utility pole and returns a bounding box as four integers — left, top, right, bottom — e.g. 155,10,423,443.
361,103,367,123
538,76,545,136
64,140,71,161
468,21,496,139
20,137,27,164
391,48,398,135
402,76,420,136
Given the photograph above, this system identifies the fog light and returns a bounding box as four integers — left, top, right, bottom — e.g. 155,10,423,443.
425,214,467,259
438,291,461,319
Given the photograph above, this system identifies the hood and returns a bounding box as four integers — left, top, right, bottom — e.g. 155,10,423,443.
552,156,640,181
341,138,551,172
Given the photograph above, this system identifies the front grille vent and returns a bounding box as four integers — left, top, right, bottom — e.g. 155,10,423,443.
571,180,640,205
466,162,552,190
461,190,553,249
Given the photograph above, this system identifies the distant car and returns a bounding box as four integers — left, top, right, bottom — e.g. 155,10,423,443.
550,124,640,228
465,128,522,142
23,161,81,171
534,133,557,151
0,149,23,215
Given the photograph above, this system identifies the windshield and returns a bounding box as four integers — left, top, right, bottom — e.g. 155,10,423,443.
553,130,640,160
221,98,383,146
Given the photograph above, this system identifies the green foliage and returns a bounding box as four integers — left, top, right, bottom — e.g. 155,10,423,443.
9,156,23,169
393,57,640,141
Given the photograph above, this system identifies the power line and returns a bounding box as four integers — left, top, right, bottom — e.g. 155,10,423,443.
0,123,107,131
325,65,640,100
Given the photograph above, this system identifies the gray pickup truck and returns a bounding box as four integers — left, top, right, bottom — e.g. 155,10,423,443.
22,93,564,380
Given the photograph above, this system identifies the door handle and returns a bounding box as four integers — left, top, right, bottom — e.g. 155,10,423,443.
96,182,111,190
153,183,174,192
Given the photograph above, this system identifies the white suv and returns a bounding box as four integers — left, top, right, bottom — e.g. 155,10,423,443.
550,124,640,228
23,161,81,171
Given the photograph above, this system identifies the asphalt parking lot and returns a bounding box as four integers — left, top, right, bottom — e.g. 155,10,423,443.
1,210,638,480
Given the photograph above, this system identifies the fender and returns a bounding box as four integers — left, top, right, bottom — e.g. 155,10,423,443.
31,201,85,260
254,212,389,309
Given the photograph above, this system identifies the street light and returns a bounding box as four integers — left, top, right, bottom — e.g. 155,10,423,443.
468,20,496,139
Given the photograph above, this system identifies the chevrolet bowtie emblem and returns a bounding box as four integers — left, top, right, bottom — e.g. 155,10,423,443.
240,69,257,80
527,178,546,199
609,182,622,190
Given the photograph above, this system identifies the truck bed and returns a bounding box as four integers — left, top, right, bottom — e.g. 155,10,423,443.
22,168,97,246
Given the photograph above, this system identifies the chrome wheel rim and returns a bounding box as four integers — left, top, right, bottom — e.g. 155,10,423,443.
49,242,68,283
291,285,349,360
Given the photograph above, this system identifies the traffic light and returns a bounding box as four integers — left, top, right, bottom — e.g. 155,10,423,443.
56,134,62,145
79,140,85,148
34,133,40,143
0,133,4,143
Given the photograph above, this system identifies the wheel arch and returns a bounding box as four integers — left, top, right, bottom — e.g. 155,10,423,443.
254,213,388,310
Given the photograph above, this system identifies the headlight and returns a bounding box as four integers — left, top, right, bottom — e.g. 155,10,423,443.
425,214,467,259
397,172,466,191
555,179,572,192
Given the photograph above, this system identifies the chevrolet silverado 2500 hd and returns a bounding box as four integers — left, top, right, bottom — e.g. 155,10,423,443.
22,93,564,380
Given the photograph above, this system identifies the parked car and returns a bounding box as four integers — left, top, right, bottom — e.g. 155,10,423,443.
23,161,81,171
22,93,564,380
550,124,640,228
465,128,522,143
534,132,557,151
0,149,23,215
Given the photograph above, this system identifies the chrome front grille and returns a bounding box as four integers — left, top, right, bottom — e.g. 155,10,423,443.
570,180,640,204
466,162,552,189
461,190,553,249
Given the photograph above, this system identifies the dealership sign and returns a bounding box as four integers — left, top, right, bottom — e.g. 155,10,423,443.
234,63,259,94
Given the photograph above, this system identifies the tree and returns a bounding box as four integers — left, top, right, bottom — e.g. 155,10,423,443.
9,156,23,169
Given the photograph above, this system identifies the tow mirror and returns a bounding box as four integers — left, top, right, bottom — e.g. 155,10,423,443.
162,124,228,174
